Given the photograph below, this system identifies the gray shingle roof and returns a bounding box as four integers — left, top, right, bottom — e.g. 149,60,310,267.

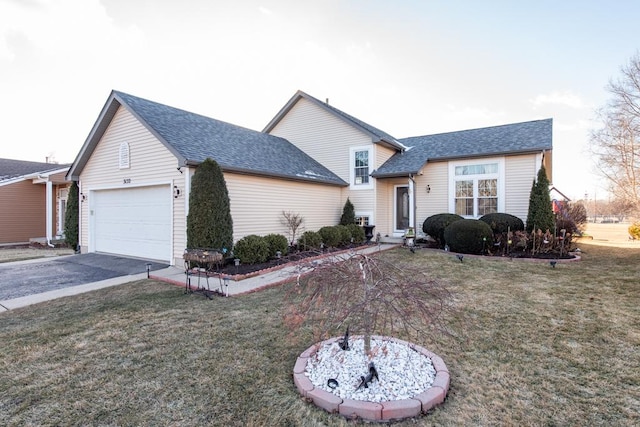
373,119,553,177
109,92,346,186
0,158,69,182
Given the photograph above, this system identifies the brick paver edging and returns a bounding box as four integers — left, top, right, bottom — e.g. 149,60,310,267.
293,335,449,422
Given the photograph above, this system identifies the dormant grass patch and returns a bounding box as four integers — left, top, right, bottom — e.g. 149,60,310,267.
1,243,638,426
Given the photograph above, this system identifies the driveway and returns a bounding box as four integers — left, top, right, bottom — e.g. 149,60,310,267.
0,253,168,301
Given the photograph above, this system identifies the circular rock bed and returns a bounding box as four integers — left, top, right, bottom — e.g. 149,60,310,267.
293,335,449,422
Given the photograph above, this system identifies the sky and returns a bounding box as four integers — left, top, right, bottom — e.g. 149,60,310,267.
1,0,639,201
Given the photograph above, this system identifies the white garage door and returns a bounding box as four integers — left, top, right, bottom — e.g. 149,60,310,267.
92,185,171,262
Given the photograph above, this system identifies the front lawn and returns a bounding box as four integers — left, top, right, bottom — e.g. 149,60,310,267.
1,243,638,426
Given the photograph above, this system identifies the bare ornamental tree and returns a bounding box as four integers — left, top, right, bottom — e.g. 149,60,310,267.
285,252,452,355
590,53,640,217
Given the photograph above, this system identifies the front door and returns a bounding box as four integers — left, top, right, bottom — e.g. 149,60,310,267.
394,185,410,233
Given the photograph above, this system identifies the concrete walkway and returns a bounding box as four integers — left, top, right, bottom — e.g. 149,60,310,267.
0,244,399,312
151,243,399,296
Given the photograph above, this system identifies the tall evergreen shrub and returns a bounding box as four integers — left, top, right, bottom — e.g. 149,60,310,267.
64,181,79,249
186,158,233,250
340,198,356,225
526,166,555,233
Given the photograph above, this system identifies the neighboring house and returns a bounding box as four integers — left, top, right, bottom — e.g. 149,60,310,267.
0,158,71,245
66,90,552,265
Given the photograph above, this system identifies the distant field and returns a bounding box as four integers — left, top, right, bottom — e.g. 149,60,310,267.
583,223,637,247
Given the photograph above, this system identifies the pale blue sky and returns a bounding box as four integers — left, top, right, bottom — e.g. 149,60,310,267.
1,0,638,200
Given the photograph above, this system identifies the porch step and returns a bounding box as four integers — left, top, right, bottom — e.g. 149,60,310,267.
379,236,404,244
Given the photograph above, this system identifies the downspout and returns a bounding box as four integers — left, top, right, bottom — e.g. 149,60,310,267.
408,174,416,231
45,179,54,247
77,180,82,253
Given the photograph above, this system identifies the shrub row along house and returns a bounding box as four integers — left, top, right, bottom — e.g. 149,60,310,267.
66,90,552,266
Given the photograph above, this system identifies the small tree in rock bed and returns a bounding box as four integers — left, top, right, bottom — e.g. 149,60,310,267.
186,158,233,251
285,253,451,355
64,181,79,250
526,166,555,233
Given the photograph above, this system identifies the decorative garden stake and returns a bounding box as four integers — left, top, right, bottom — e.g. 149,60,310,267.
356,362,379,390
338,326,350,351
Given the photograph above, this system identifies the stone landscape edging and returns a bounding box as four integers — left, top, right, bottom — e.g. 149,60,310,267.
293,335,449,423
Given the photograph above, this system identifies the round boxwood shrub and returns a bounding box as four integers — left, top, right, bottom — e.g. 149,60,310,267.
479,213,525,233
443,219,493,255
423,213,464,248
346,223,366,244
233,235,270,264
335,225,352,246
298,230,323,251
319,226,341,248
263,233,289,257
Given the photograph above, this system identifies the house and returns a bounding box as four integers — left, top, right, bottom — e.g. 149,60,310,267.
66,90,552,265
0,158,70,245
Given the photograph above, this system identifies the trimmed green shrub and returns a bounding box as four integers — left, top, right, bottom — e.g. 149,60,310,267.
298,230,323,251
187,158,233,251
629,222,640,240
335,225,352,246
479,213,524,233
233,235,270,264
346,223,366,244
319,226,341,247
340,198,356,225
526,166,554,233
423,213,464,248
64,181,79,249
263,233,289,257
443,219,493,255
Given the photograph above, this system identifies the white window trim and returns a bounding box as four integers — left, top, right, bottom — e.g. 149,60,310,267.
355,211,374,227
448,157,505,218
349,146,374,190
119,141,130,169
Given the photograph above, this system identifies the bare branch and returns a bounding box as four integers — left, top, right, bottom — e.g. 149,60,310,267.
284,252,453,356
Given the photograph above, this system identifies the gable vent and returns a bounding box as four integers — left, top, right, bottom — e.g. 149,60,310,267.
119,142,130,169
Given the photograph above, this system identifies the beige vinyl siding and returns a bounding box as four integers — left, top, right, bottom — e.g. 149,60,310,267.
415,162,449,227
267,97,373,181
225,173,343,242
505,154,538,221
375,181,392,236
343,188,375,219
0,180,45,244
375,145,396,169
79,106,185,265
375,178,407,237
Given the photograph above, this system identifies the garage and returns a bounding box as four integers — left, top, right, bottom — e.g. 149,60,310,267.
91,185,171,262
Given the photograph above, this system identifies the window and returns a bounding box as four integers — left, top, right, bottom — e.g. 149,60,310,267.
350,146,373,189
354,150,369,185
355,212,373,226
355,215,370,226
450,159,504,217
119,142,130,169
455,180,474,216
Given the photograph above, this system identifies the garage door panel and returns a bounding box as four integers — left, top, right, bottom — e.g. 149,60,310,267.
92,186,171,262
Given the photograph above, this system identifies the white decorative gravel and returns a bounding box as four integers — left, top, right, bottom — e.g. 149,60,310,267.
305,337,436,402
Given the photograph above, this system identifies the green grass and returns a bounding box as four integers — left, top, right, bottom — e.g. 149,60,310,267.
1,243,639,426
